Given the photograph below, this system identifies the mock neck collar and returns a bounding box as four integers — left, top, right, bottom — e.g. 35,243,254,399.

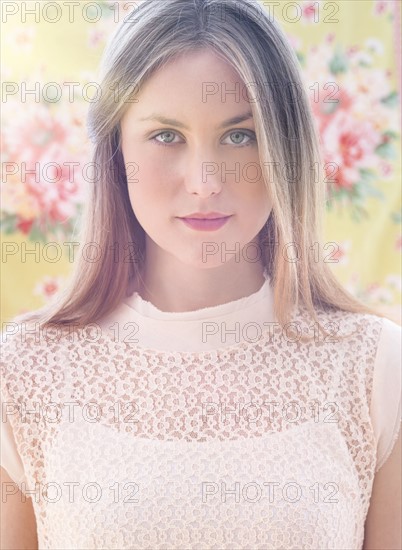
123,268,271,321
97,268,277,352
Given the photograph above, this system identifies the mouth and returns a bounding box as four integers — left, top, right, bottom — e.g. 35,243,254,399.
177,215,233,232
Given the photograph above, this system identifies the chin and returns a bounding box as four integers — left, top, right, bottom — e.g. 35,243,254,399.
174,251,229,270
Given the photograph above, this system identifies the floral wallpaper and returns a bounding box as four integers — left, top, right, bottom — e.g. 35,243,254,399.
1,0,401,322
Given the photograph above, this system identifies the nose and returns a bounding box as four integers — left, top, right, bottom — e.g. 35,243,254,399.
183,147,224,197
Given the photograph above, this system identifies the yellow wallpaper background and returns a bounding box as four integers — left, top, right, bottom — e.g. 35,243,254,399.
1,0,401,323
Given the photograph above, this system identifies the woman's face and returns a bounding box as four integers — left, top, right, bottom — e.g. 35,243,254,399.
120,48,272,270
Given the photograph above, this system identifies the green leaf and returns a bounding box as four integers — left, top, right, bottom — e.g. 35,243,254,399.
28,225,47,243
362,182,384,199
3,225,16,234
96,0,123,18
332,187,349,199
0,213,17,233
375,141,396,160
383,130,399,140
381,91,399,108
321,101,339,115
391,211,402,224
359,168,377,183
329,50,348,75
351,204,369,223
351,173,384,199
296,52,305,67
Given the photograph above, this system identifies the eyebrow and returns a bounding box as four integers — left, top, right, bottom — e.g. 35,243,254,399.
138,111,254,130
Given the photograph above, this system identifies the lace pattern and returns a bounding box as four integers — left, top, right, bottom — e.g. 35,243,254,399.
0,307,383,549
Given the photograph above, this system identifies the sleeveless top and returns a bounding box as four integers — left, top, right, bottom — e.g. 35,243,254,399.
1,269,401,549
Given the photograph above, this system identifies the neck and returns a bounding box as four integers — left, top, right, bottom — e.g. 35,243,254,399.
134,256,267,314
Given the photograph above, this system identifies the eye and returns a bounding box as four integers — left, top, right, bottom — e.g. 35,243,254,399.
152,131,182,146
150,130,256,148
223,130,256,147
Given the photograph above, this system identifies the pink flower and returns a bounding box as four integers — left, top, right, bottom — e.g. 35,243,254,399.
5,26,36,53
378,160,393,179
311,88,354,133
346,46,360,58
23,142,84,223
44,281,57,296
33,276,66,302
331,241,351,265
320,110,382,188
88,28,107,49
2,101,87,226
373,0,390,16
16,218,34,234
287,34,302,51
302,1,319,22
3,103,68,162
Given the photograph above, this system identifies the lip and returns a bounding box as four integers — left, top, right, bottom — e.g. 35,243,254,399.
180,212,232,219
178,213,232,232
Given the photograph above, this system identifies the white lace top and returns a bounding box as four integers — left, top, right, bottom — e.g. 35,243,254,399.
1,270,401,549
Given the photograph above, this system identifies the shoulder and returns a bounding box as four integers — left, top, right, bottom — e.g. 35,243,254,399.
368,315,402,472
1,312,127,396
297,304,386,353
303,307,401,473
1,313,96,398
1,312,73,352
314,305,385,330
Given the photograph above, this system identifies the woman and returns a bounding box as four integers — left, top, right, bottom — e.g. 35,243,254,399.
1,0,401,548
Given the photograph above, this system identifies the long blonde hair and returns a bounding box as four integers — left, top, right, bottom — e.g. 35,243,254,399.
16,0,391,341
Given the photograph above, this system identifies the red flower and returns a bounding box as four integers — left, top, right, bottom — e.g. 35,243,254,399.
43,282,57,296
16,218,34,234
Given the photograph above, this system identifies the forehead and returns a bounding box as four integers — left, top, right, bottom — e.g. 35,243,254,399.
148,48,242,84
126,48,251,117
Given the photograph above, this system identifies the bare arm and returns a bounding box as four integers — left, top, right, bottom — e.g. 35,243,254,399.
363,423,402,549
0,467,38,550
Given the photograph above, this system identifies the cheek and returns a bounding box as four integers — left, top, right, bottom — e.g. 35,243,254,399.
127,161,175,227
236,180,271,229
236,176,269,207
123,143,166,188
